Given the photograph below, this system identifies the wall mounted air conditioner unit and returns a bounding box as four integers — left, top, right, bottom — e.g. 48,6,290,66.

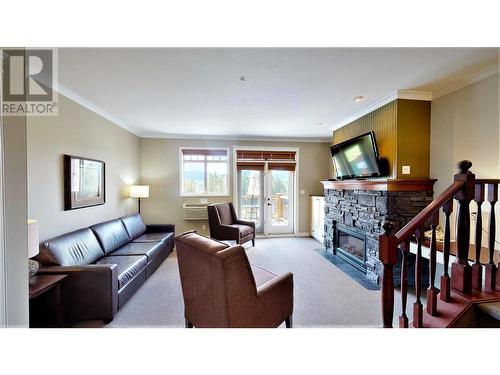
183,203,210,220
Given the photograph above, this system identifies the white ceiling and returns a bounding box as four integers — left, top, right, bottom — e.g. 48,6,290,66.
57,48,499,141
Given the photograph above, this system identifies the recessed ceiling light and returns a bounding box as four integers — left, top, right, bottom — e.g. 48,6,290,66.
316,122,324,127
240,76,246,82
354,95,366,102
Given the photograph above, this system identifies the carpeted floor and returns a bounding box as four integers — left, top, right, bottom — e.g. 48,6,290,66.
76,237,392,328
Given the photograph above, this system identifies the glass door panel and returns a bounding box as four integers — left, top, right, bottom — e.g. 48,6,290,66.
266,170,294,234
238,169,264,233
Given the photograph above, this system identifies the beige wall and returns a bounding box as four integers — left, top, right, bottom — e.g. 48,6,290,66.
140,138,331,235
431,73,500,248
27,95,141,241
2,113,29,327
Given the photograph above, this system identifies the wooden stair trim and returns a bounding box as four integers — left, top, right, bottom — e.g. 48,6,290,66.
416,289,500,328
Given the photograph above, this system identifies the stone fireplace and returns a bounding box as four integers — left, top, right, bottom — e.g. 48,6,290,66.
321,180,436,285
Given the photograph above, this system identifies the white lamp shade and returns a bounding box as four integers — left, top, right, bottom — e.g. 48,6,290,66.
130,185,150,198
27,219,39,258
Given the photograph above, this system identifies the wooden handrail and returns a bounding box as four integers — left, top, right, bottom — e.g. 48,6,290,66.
394,180,465,244
475,179,500,184
379,161,499,327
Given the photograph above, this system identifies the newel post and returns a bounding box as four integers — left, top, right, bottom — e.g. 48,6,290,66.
379,221,398,328
451,160,475,295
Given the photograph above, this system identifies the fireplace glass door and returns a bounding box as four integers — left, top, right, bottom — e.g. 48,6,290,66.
336,225,366,272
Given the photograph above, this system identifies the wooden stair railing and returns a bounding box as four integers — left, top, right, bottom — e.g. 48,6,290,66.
379,160,500,328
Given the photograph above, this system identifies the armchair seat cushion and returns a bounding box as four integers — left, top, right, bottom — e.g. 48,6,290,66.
229,224,254,237
110,242,162,262
95,255,147,289
251,265,276,287
132,232,173,243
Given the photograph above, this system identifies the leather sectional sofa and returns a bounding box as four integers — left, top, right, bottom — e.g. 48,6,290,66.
36,214,174,324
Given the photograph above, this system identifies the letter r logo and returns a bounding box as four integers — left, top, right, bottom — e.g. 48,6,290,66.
2,49,53,102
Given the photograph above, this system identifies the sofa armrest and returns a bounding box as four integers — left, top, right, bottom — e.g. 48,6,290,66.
234,219,255,229
146,224,175,234
38,264,118,322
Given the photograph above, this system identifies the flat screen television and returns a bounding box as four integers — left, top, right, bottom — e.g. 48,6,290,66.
330,132,381,179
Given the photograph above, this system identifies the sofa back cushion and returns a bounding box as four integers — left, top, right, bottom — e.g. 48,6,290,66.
38,228,105,266
216,203,234,225
121,214,147,240
91,219,130,254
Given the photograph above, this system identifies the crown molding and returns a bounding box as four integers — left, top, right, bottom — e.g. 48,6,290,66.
397,89,433,101
431,63,499,100
53,82,141,137
330,89,431,132
140,132,332,143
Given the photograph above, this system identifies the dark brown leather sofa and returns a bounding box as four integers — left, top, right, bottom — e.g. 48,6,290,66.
36,214,174,324
207,202,256,246
175,231,293,328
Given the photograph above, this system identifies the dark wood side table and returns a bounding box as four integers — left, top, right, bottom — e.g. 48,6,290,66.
29,274,67,328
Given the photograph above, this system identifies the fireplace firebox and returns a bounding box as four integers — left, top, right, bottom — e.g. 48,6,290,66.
335,223,366,273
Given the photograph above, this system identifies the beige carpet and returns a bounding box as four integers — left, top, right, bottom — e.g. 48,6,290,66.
77,237,389,328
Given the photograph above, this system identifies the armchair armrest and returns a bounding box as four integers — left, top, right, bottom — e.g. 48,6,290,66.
219,224,240,238
38,264,118,322
257,272,293,299
146,224,175,234
255,272,294,326
235,219,255,229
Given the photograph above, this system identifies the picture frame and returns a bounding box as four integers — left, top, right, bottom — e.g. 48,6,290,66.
64,154,105,210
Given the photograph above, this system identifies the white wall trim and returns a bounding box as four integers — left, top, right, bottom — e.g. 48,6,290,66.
330,89,432,132
255,232,311,239
0,58,7,327
142,132,331,143
55,82,141,137
431,65,500,100
397,89,433,101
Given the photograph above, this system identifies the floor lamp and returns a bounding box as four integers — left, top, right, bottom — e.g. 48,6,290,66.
130,185,150,214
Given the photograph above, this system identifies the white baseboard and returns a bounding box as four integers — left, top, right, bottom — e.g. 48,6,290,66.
256,232,312,239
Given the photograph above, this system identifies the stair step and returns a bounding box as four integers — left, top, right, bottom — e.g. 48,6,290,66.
477,302,500,320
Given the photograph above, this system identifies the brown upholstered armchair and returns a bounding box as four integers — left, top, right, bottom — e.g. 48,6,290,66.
207,202,256,246
175,231,293,328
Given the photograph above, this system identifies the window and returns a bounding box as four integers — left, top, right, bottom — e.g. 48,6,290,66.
180,148,229,196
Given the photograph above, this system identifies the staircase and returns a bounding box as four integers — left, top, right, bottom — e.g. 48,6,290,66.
379,160,500,328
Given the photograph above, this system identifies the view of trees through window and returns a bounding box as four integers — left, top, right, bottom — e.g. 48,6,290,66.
182,150,228,195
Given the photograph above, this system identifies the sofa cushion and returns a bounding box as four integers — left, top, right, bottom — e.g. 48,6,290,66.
229,224,254,237
95,255,147,289
91,219,131,254
37,228,105,266
110,242,162,262
121,214,147,240
216,204,233,225
133,232,173,243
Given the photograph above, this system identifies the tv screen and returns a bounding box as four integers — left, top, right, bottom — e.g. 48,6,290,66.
330,132,381,179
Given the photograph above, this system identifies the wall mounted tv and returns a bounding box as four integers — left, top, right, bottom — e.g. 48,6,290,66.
330,132,381,179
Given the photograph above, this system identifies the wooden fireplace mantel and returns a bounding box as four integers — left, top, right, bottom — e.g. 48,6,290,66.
321,178,437,192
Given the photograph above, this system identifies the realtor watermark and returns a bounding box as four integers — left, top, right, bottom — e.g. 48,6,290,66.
1,48,58,116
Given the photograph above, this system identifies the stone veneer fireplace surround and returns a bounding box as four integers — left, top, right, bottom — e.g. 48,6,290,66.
321,179,436,285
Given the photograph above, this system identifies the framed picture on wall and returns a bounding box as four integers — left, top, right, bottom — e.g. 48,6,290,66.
64,154,105,210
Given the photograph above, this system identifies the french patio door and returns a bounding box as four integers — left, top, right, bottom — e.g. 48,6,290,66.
237,165,294,235
238,168,264,233
265,168,294,234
